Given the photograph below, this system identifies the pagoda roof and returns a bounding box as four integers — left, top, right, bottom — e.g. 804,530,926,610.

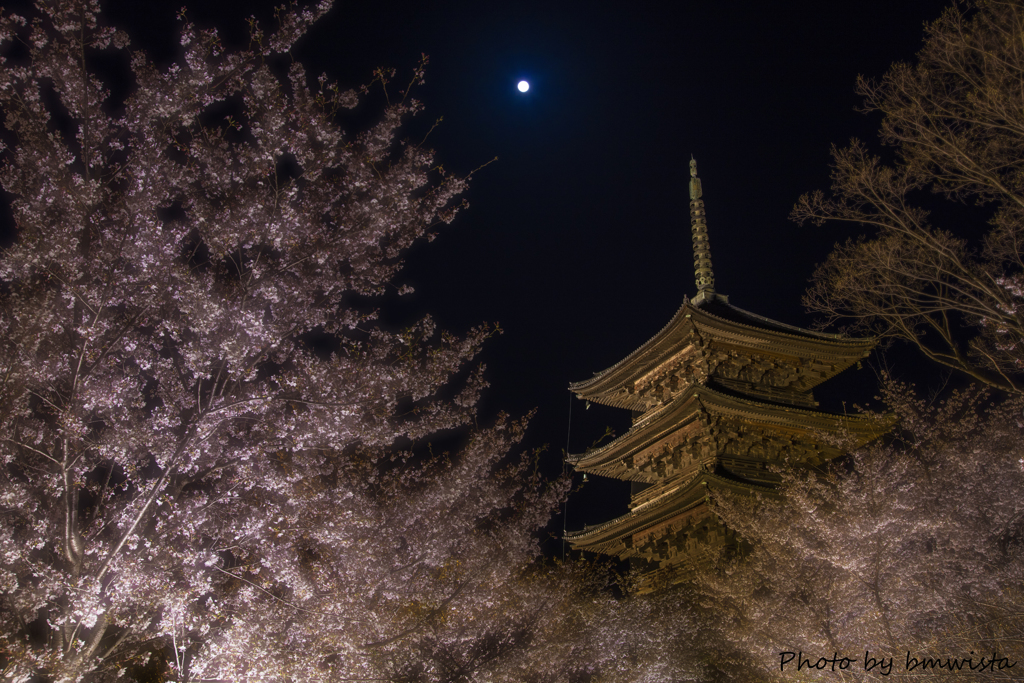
566,383,891,480
564,468,772,556
569,293,876,411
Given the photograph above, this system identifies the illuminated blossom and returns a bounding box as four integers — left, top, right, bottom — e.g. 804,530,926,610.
0,2,588,680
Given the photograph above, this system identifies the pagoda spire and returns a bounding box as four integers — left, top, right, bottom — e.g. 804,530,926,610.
689,157,715,293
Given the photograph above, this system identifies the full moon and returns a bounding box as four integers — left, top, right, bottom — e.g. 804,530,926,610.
517,80,530,93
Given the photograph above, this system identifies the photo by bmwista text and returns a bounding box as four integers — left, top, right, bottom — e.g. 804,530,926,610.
779,650,1018,675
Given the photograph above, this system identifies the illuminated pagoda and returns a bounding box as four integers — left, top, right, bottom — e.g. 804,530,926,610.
564,158,889,591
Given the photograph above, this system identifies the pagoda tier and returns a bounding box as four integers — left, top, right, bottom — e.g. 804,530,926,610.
569,293,876,414
566,383,889,484
565,469,759,565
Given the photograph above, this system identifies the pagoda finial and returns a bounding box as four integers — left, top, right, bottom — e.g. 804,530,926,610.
689,157,715,293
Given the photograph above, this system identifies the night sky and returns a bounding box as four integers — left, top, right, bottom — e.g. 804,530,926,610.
2,0,950,549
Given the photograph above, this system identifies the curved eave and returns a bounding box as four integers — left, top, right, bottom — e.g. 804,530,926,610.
693,303,876,392
697,384,892,443
568,302,693,409
568,384,892,477
708,300,868,344
564,471,774,551
569,296,876,409
565,391,700,474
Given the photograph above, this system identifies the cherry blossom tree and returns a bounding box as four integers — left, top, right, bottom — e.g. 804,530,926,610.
691,383,1024,681
0,1,607,680
795,0,1024,394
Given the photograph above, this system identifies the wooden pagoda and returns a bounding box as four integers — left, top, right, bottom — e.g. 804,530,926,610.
564,159,889,591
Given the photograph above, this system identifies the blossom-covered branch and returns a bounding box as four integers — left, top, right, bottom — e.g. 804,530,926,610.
0,2,590,680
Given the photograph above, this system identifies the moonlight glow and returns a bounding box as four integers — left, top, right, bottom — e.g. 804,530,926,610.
517,80,530,92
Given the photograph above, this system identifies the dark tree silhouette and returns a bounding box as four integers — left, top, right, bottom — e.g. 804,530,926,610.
796,0,1024,394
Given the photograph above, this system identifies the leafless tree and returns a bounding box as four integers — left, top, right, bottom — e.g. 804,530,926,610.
795,0,1024,394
